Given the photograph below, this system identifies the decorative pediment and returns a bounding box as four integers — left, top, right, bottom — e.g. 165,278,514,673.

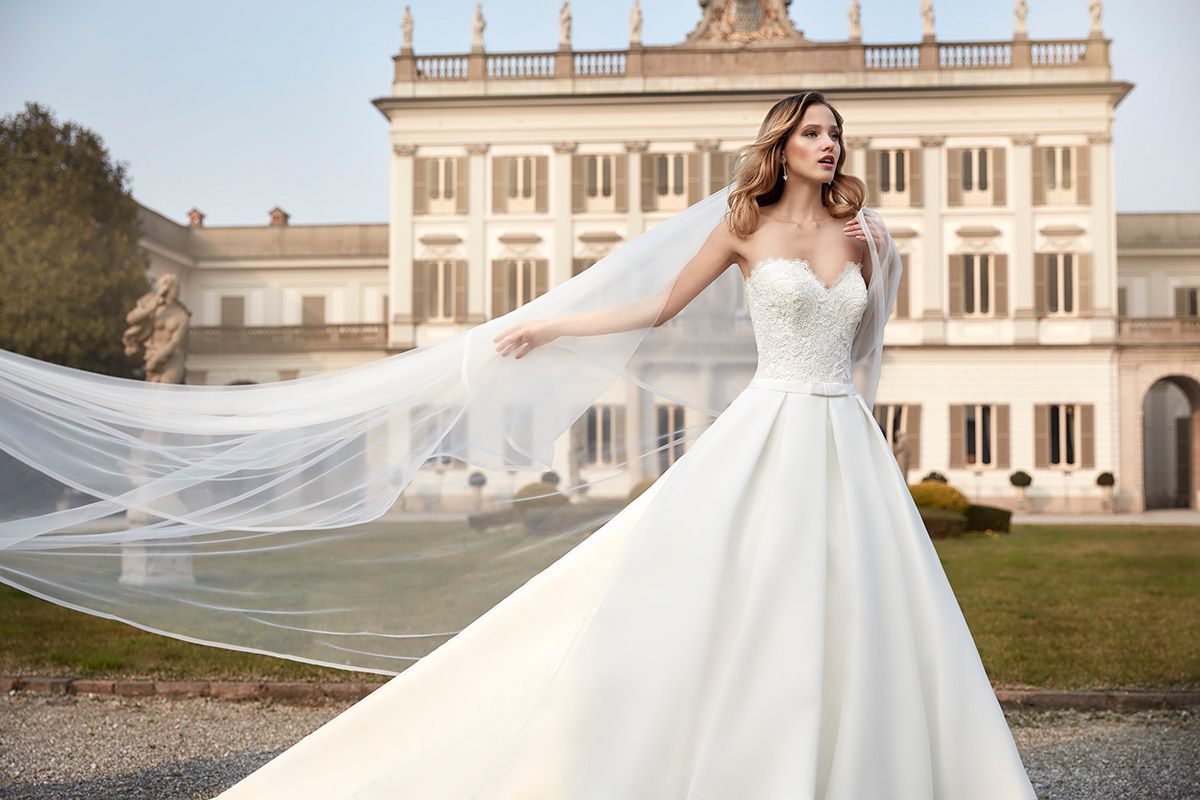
498,233,542,244
1038,224,1086,237
684,0,805,46
578,231,623,244
418,233,463,245
955,225,1002,238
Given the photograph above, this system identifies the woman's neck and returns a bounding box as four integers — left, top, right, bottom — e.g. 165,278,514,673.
765,178,828,225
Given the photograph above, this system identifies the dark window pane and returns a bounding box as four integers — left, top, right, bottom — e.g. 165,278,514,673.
1048,254,1060,311
1050,404,1061,463
1062,148,1072,190
896,150,906,192
673,155,684,195
601,406,612,463
1063,254,1074,312
1065,404,1076,464
980,257,990,313
979,149,989,191
1045,148,1056,190
507,159,518,198
443,159,454,199
602,156,612,197
586,156,597,198
586,408,597,463
964,255,976,313
965,405,977,464
656,155,668,195
981,404,992,464
522,158,532,198
880,151,891,192
962,150,973,191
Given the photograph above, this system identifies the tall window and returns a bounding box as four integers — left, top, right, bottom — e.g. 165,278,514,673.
1047,404,1078,467
1046,253,1076,315
584,404,622,466
1176,286,1200,317
961,148,989,199
220,296,245,327
1043,146,1073,204
964,403,995,466
585,155,616,211
427,157,457,213
655,153,688,211
878,149,908,206
501,259,538,313
874,404,906,448
301,295,326,326
507,156,536,212
962,254,993,316
656,404,687,474
425,261,456,321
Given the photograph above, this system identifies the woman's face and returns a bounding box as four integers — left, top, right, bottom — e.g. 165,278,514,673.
780,102,841,185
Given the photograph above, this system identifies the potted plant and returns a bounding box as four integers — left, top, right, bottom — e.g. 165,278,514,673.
1009,470,1032,510
1096,471,1116,512
468,470,487,510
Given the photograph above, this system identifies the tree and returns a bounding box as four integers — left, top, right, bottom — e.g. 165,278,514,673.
0,102,150,376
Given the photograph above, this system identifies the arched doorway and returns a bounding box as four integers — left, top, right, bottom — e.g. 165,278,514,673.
1141,375,1200,509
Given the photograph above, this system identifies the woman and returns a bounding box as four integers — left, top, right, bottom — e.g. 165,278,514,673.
205,92,1038,798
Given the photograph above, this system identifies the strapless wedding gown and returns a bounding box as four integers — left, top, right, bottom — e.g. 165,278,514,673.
216,258,1037,799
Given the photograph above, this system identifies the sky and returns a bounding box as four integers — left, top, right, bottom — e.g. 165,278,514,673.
1,0,1196,226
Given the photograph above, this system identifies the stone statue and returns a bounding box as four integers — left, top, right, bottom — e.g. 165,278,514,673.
629,0,643,46
848,0,861,40
122,273,190,384
559,1,571,49
920,0,935,38
1088,0,1103,34
687,0,804,44
472,3,485,50
1014,0,1028,36
401,5,413,51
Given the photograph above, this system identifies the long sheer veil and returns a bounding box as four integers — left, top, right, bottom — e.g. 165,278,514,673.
0,183,901,675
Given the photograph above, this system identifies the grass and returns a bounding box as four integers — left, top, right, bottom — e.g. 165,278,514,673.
0,524,1197,690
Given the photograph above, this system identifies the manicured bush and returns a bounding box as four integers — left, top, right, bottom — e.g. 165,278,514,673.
1097,471,1115,487
908,480,970,513
919,507,967,538
512,481,570,509
964,503,1012,533
1009,470,1032,488
921,471,948,483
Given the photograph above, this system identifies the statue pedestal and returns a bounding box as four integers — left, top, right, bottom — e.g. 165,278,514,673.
118,508,197,587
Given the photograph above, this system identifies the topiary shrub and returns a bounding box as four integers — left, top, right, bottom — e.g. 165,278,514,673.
908,480,970,513
964,504,1012,533
921,471,948,484
1096,471,1115,487
1009,470,1032,488
626,478,657,503
920,507,967,538
512,481,570,510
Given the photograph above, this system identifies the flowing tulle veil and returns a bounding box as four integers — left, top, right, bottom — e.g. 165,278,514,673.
0,182,901,674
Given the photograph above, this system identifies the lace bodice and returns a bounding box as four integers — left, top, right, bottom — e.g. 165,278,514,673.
744,258,868,383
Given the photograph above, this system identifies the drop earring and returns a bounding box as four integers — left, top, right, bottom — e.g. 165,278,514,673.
781,163,788,182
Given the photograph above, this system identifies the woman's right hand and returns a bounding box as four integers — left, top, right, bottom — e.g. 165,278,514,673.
492,318,559,359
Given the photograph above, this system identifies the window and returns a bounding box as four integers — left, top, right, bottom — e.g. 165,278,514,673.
507,156,536,212
584,404,622,466
1176,286,1200,317
1043,146,1073,204
964,404,995,467
962,254,993,316
950,146,1004,207
220,296,245,327
427,157,457,213
1046,253,1076,315
301,295,326,326
1117,286,1127,316
382,294,390,325
654,153,689,211
656,404,687,474
586,155,616,209
502,260,537,313
425,261,456,321
962,148,989,197
1046,404,1078,467
874,404,906,448
878,149,908,206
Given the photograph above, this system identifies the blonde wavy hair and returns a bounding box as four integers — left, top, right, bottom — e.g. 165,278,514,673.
726,91,866,238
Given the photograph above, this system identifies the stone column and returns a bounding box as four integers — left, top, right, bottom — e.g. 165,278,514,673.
1089,132,1116,319
466,143,489,323
625,140,648,237
389,143,417,348
696,139,719,197
1011,134,1038,343
845,136,869,188
919,135,946,344
551,141,577,287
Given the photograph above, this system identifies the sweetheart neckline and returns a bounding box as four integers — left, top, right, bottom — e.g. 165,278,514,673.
746,257,864,292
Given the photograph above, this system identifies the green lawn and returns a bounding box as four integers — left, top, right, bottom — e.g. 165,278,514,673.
1,524,1197,690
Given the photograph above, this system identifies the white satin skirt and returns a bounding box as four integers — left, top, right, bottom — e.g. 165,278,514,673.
215,376,1038,800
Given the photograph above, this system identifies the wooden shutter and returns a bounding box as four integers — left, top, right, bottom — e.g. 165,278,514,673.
491,157,508,214
908,148,923,207
640,153,655,211
1175,287,1191,317
1034,254,1047,317
686,153,701,205
991,147,1007,206
864,149,879,207
1034,404,1049,468
906,404,922,469
1032,146,1046,206
992,254,1008,316
948,405,965,468
490,260,507,318
534,259,549,297
413,157,429,215
534,156,549,213
571,155,586,213
613,405,627,464
1080,403,1095,468
412,260,428,323
614,154,628,212
946,148,963,206
895,254,910,318
453,261,468,321
995,404,1010,469
572,258,595,277
1077,252,1092,317
1075,145,1091,205
709,150,729,193
454,157,468,214
948,254,963,317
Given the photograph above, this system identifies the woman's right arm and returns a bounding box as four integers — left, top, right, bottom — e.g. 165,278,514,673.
493,220,740,359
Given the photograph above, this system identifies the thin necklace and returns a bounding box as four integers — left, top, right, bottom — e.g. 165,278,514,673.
760,211,828,228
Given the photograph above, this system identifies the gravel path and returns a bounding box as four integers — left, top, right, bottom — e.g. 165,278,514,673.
2,694,1197,799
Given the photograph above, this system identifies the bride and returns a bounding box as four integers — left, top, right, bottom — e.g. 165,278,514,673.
0,91,1038,798
209,92,1038,798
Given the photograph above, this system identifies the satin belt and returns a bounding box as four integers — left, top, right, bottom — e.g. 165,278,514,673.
746,376,858,396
